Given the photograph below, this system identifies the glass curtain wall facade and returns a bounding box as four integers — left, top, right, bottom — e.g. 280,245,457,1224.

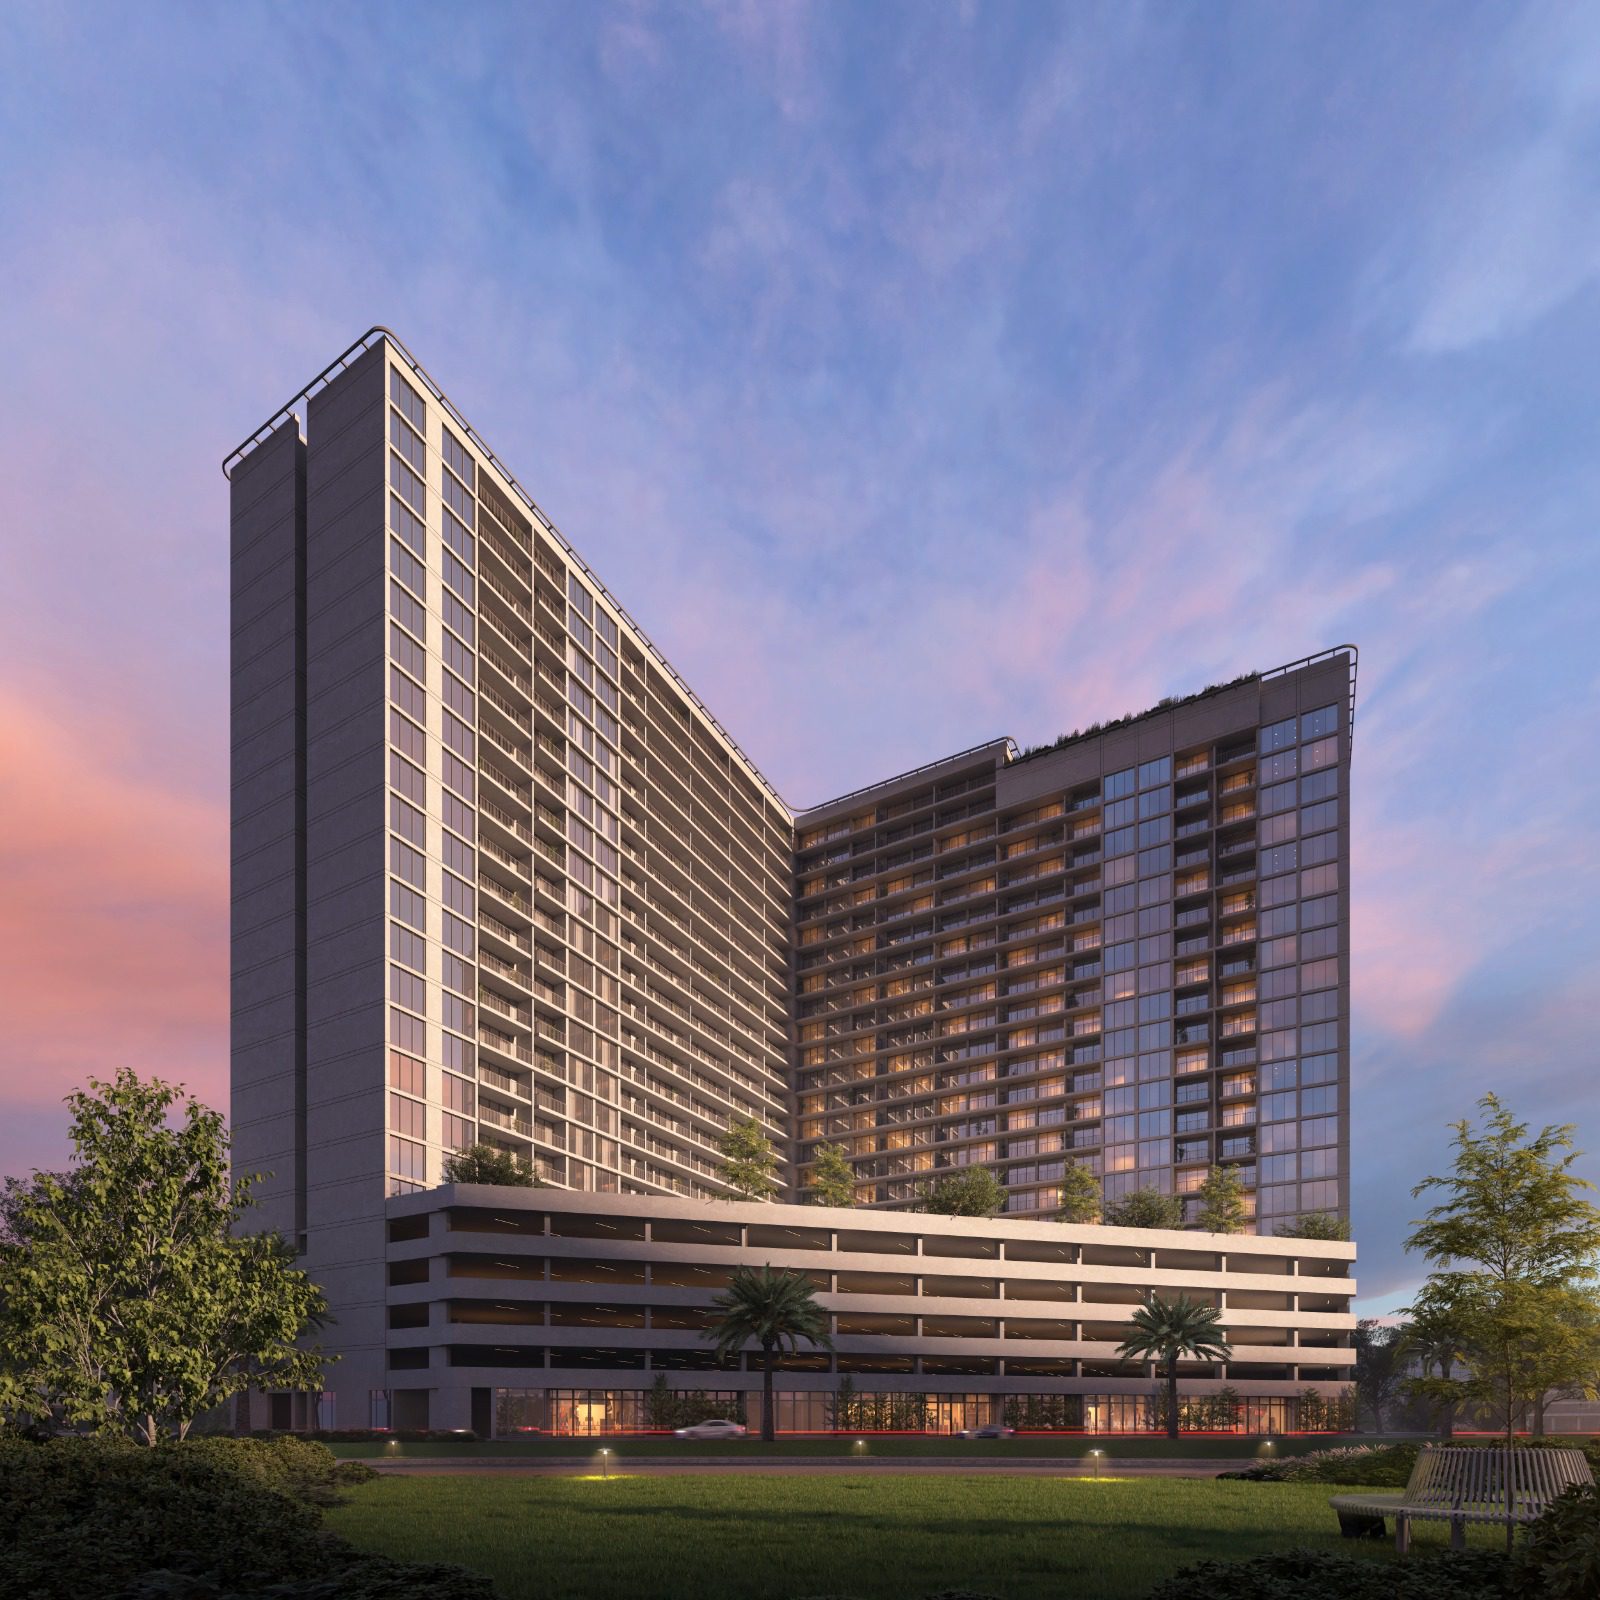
791,659,1353,1233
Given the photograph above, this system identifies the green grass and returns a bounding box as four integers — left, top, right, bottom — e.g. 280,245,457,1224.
331,1432,1389,1460
325,1474,1490,1600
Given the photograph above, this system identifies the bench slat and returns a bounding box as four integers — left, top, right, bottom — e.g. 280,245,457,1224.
1332,1447,1593,1553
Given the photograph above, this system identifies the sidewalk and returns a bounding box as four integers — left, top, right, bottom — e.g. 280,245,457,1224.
369,1454,1241,1477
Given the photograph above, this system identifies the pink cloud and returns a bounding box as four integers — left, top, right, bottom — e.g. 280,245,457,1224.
0,682,228,1125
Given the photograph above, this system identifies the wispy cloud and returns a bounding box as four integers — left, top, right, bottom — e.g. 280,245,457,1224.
0,682,228,1116
0,1,1597,1305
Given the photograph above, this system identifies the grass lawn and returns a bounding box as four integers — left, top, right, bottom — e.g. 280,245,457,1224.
329,1432,1393,1460
326,1474,1487,1600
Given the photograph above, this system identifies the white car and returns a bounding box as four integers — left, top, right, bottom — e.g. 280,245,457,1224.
673,1418,748,1439
957,1423,1015,1439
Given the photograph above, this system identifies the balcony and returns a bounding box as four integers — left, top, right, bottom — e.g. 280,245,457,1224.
480,1064,531,1102
480,567,535,630
479,988,532,1029
480,1025,533,1066
481,951,532,991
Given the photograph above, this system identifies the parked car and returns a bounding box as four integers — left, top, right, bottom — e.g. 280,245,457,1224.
957,1423,1015,1439
672,1418,748,1439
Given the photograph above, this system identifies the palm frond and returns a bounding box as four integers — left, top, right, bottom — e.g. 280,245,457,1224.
1114,1293,1234,1364
706,1264,834,1358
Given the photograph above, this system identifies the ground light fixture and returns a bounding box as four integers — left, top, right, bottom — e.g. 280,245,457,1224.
599,1447,612,1479
854,1438,867,1459
1088,1448,1106,1480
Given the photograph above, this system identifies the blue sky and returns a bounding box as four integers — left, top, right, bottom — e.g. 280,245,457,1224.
1,1,1598,1308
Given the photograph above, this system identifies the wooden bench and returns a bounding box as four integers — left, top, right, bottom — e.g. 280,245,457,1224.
1330,1444,1593,1552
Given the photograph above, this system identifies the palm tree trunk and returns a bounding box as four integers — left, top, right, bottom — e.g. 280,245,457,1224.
763,1342,776,1442
1166,1354,1180,1441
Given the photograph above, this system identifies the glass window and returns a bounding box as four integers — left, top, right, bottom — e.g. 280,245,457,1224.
1260,966,1296,1000
1259,873,1296,908
390,496,425,556
1301,705,1338,740
389,1050,424,1094
442,547,475,607
1138,757,1171,788
390,453,425,515
1301,1053,1338,1086
1260,844,1298,877
1303,736,1338,772
390,923,425,971
1138,788,1169,819
1302,895,1337,929
1301,798,1338,835
390,538,424,598
390,578,425,639
391,368,426,428
1260,717,1297,754
1301,832,1338,868
1300,769,1338,804
1300,863,1338,897
443,506,475,569
1299,1075,1337,1113
1104,768,1135,801
1301,989,1338,1024
1260,749,1298,784
1137,816,1170,847
1104,797,1135,828
1260,779,1296,815
442,427,476,489
1259,811,1297,847
390,411,426,475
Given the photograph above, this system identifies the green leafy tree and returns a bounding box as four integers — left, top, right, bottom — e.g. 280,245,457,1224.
1115,1294,1232,1440
442,1143,541,1187
1352,1318,1406,1433
917,1166,1005,1218
805,1143,857,1208
0,1071,329,1445
1104,1186,1183,1230
1405,1094,1600,1451
716,1117,780,1202
707,1265,832,1441
1195,1165,1248,1235
1054,1162,1102,1225
1276,1210,1351,1240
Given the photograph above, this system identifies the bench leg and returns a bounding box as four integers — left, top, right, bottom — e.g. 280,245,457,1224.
1395,1513,1410,1555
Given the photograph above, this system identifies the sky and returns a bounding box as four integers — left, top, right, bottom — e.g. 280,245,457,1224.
1,1,1598,1311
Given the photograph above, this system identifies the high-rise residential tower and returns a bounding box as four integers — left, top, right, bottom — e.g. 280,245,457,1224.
228,330,1355,1433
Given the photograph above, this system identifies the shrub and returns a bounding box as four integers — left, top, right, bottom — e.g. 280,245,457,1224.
1218,1443,1419,1486
0,1437,331,1599
1145,1547,1509,1599
180,1434,360,1505
0,1436,493,1599
1514,1483,1600,1600
123,1559,497,1598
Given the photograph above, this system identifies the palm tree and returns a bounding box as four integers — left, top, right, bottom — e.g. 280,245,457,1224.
707,1264,833,1441
1116,1293,1233,1439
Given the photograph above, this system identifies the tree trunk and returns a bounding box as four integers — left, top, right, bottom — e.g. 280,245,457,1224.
762,1343,776,1442
1166,1355,1180,1441
1533,1394,1547,1438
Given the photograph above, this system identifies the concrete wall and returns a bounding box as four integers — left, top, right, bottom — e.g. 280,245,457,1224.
230,419,306,1243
